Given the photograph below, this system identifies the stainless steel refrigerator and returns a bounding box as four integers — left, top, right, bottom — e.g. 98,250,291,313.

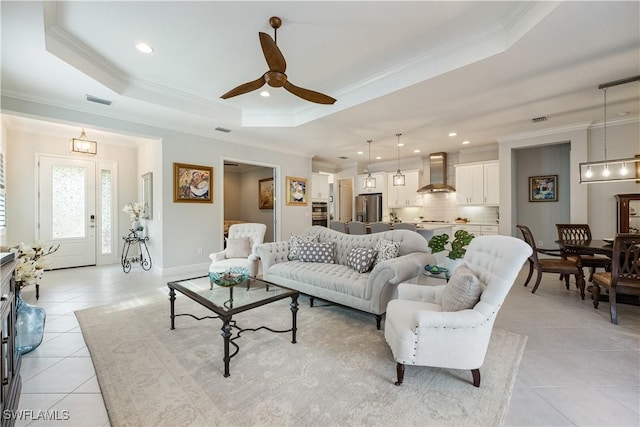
355,193,383,223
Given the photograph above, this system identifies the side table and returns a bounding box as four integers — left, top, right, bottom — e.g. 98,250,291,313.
121,229,152,273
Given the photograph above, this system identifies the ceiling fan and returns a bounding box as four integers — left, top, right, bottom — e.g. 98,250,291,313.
220,17,337,105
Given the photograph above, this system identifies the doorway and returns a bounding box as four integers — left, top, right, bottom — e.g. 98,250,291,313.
38,155,97,268
223,160,278,244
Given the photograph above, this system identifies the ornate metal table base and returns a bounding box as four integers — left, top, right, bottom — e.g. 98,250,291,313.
121,229,152,273
168,281,298,377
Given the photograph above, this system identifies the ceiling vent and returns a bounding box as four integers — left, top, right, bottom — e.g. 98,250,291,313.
85,94,112,106
215,127,231,133
531,116,547,123
417,152,456,193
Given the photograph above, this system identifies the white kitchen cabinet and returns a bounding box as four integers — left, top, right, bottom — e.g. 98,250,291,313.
483,162,500,205
452,224,499,236
311,173,330,201
455,161,499,206
356,173,386,194
387,170,421,207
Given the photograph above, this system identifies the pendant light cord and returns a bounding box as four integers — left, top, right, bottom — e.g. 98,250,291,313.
396,133,401,170
603,88,608,161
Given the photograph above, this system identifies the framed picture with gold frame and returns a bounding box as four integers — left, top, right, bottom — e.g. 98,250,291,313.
286,176,308,206
258,177,274,209
173,162,213,203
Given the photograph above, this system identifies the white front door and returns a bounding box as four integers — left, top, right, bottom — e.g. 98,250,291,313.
38,155,97,268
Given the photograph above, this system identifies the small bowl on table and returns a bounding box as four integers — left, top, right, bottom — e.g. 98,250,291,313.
424,264,449,277
209,267,249,289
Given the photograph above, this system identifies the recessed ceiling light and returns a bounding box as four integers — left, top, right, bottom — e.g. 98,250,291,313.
135,42,154,54
448,132,457,137
375,156,382,160
397,143,405,147
357,151,363,155
413,149,420,153
260,91,270,97
462,140,470,145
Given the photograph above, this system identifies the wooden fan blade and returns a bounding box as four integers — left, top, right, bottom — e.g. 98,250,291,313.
220,75,266,99
259,32,286,72
283,81,336,105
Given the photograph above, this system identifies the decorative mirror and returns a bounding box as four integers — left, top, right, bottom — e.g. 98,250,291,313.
141,172,153,219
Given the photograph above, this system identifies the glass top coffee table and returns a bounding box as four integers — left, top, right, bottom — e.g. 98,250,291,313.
167,275,299,377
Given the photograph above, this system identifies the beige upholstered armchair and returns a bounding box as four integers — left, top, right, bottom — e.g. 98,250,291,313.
384,235,532,387
209,223,267,277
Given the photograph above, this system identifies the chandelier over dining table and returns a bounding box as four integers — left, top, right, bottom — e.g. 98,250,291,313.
579,75,640,184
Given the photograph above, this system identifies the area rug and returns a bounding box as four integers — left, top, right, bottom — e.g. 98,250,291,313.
75,292,526,427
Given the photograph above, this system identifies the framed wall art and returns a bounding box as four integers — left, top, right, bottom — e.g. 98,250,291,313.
258,177,274,209
141,172,153,219
529,175,558,202
286,176,308,206
173,162,213,203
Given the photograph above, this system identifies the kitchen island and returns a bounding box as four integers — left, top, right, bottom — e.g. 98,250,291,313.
414,223,452,241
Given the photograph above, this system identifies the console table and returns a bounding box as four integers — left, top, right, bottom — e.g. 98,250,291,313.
0,252,21,427
121,229,152,273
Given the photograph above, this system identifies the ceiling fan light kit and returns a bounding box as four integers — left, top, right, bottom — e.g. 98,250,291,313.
579,75,640,184
220,17,336,105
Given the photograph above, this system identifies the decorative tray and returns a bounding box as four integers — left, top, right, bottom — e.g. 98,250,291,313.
424,265,449,276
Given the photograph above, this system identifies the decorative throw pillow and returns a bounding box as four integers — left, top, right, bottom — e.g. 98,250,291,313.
346,247,377,273
374,238,400,266
297,242,335,263
441,263,483,311
288,234,319,260
225,237,251,258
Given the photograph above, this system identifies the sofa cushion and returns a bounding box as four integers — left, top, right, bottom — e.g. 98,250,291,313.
225,237,250,258
346,247,377,273
374,238,400,266
288,234,319,260
298,241,335,263
441,263,483,311
266,261,368,299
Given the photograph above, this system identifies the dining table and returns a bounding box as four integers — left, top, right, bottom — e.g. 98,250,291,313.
556,238,640,307
555,239,614,257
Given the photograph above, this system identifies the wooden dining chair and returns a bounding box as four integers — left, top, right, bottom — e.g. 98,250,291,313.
592,234,640,324
517,225,586,299
556,224,611,282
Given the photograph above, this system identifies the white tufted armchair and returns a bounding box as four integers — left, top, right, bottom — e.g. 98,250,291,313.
209,223,267,277
384,235,532,387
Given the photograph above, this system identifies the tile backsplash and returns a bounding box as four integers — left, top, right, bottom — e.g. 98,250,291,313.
389,192,499,224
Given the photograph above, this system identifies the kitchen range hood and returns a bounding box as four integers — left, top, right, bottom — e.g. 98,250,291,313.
417,152,456,193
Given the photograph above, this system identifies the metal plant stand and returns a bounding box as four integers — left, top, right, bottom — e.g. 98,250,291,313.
121,229,152,273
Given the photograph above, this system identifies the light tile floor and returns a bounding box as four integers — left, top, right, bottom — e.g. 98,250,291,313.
14,264,640,426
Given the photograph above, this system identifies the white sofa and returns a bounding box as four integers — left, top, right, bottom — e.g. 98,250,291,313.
255,226,432,328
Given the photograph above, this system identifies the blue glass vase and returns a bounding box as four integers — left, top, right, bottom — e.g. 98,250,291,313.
15,288,46,355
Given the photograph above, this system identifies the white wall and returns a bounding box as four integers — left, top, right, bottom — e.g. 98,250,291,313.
2,97,313,273
5,128,138,265
498,119,640,239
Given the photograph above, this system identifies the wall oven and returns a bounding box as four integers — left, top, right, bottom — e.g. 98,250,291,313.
312,202,328,227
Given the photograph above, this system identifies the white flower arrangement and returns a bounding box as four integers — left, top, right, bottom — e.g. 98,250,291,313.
9,242,60,287
123,202,146,222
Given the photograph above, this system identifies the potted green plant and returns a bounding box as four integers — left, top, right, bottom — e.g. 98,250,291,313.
428,230,475,273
